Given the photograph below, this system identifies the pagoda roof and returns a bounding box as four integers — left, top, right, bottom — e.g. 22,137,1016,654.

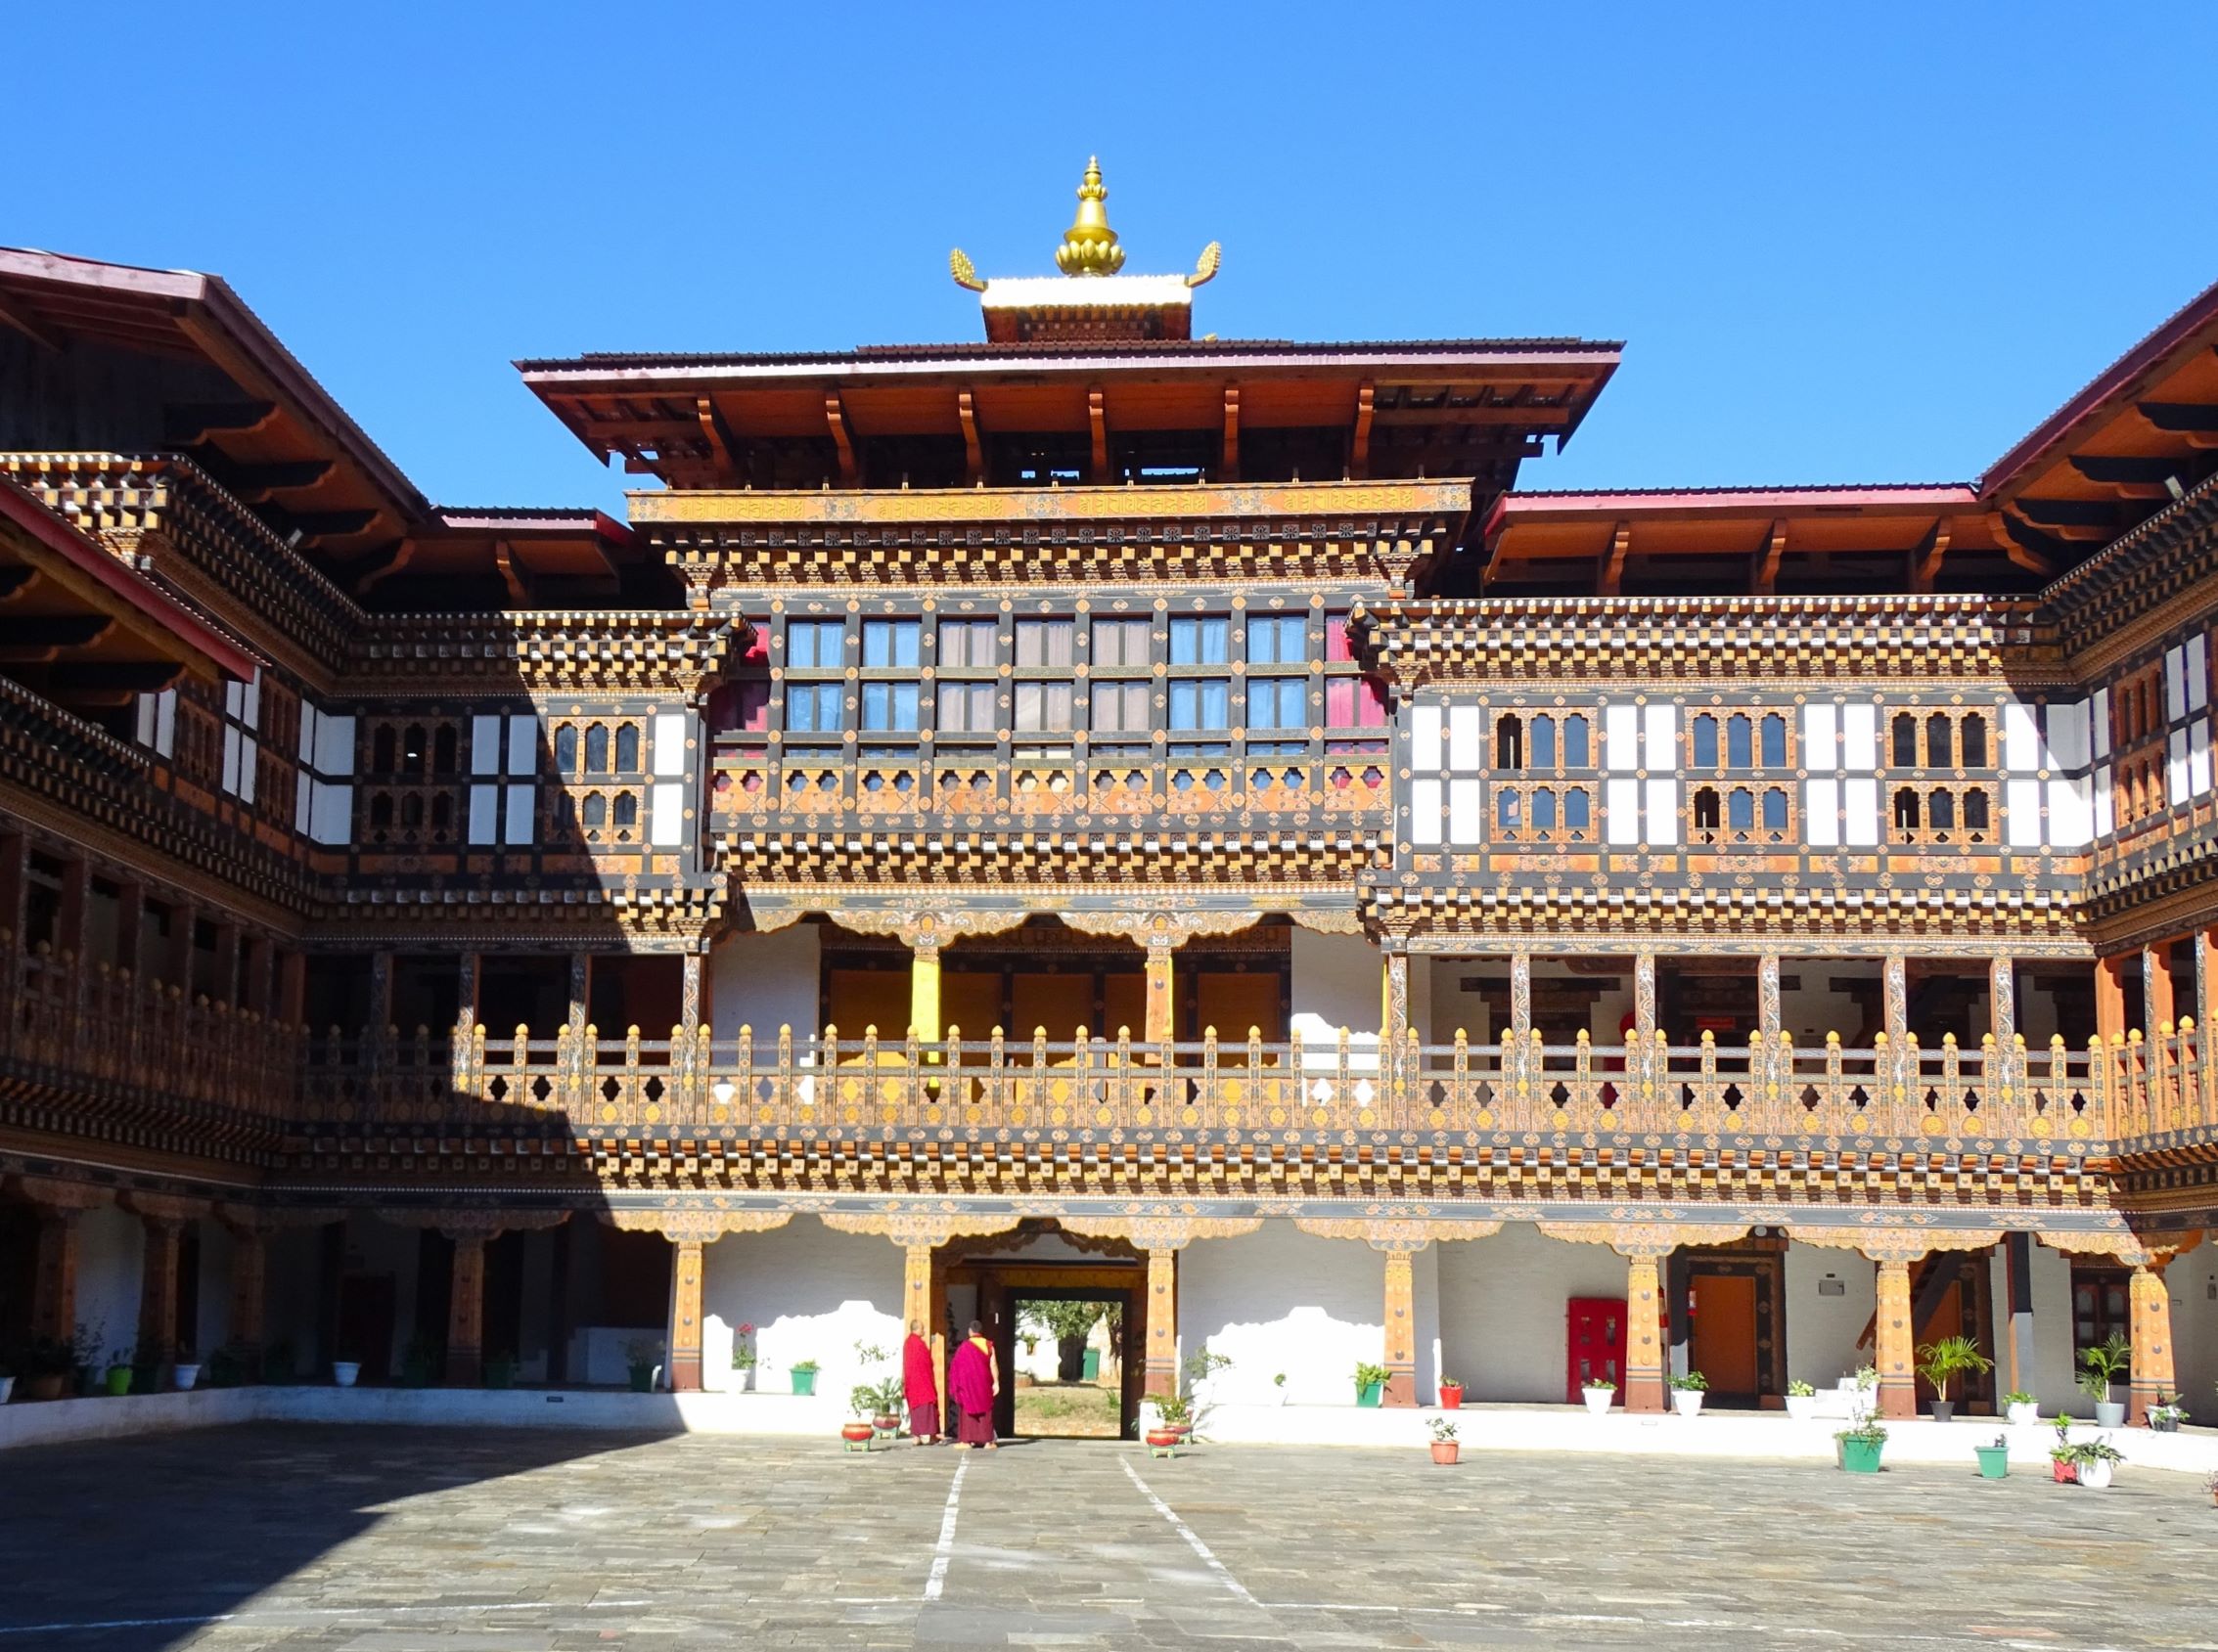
517,336,1619,374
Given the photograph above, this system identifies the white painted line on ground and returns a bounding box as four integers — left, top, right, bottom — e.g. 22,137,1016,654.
1118,1455,1259,1607
0,1599,656,1636
922,1453,968,1602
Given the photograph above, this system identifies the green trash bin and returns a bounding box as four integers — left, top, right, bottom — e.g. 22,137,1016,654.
1082,1348,1101,1382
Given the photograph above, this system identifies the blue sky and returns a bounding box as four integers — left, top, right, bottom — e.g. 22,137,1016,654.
13,2,2217,513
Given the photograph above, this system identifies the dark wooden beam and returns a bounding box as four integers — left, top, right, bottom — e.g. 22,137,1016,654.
0,615,111,648
2138,402,2218,447
1751,517,1788,595
285,510,382,539
162,401,278,444
696,396,738,476
0,566,39,602
1908,520,1951,594
1597,520,1632,597
1088,388,1109,483
43,661,184,692
957,390,983,486
824,394,858,485
1995,512,2060,576
1221,385,1241,482
0,291,60,352
2013,496,2134,531
227,460,335,501
2070,454,2188,498
1351,382,1376,480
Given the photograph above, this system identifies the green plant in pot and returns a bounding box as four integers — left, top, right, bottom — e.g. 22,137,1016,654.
481,1350,518,1390
789,1357,820,1397
104,1344,137,1398
2002,1389,2038,1427
2048,1415,2080,1482
1353,1362,1389,1407
624,1336,662,1393
1914,1335,1991,1423
2147,1392,2188,1433
2067,1433,2124,1490
1835,1415,1888,1473
2075,1332,2131,1427
1668,1370,1709,1416
1786,1378,1818,1422
852,1377,904,1431
1973,1432,2010,1479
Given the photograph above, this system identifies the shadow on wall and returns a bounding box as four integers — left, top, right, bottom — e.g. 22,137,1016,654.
1180,1228,1383,1406
699,1224,904,1400
0,1420,688,1644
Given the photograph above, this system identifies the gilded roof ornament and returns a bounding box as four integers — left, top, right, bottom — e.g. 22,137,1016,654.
1054,156,1126,276
1186,241,1221,289
949,247,986,293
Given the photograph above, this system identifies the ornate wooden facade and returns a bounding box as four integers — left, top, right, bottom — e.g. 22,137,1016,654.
2,184,2216,1419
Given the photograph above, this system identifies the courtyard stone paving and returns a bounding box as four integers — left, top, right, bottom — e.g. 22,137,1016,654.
1,1423,2213,1650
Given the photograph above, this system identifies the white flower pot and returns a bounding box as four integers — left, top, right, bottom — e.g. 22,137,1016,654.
173,1364,201,1392
1270,1387,1289,1407
1583,1388,1613,1416
1785,1394,1816,1422
2094,1401,2125,1428
2079,1458,2113,1490
0,1375,14,1405
332,1362,361,1388
2006,1403,2040,1428
1671,1390,1705,1417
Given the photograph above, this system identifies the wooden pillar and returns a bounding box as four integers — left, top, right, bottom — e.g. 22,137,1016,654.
903,1242,933,1337
1757,953,1782,1038
1882,953,1909,1043
229,1228,268,1373
1381,1248,1419,1406
113,880,146,977
445,1232,487,1386
2127,1263,2176,1426
566,953,593,1031
1989,955,2016,1046
30,1209,82,1342
1633,951,1657,1039
1874,1256,1918,1419
668,1238,704,1392
137,1218,184,1377
681,950,703,1032
2145,942,2176,1037
1509,950,1533,1038
2095,955,2129,1045
1144,1246,1177,1396
455,952,481,1034
910,940,941,1042
1145,942,1175,1047
1621,1251,1665,1413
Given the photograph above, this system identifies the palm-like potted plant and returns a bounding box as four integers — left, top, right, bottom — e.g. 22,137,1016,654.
1353,1362,1389,1408
841,1386,879,1451
1785,1378,1817,1422
1835,1415,1888,1473
2075,1332,2130,1427
1668,1370,1709,1417
2002,1389,2038,1427
1914,1335,1991,1423
1428,1414,1460,1465
1582,1376,1615,1416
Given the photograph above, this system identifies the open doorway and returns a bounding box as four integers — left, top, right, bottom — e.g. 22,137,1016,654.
1009,1295,1126,1438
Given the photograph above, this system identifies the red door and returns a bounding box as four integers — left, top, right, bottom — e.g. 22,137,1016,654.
1566,1297,1627,1403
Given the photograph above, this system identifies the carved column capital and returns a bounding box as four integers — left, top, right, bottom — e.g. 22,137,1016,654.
820,1208,1028,1249
1061,1214,1264,1252
602,1207,793,1243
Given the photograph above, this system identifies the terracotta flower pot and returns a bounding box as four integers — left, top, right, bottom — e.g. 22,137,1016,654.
1145,1429,1179,1448
25,1373,66,1402
1430,1441,1460,1465
1439,1385,1464,1410
2051,1458,2078,1484
840,1422,875,1443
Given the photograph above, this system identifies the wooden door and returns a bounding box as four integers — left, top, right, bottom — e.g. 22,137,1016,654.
1565,1296,1627,1402
338,1274,397,1381
1690,1272,1759,1400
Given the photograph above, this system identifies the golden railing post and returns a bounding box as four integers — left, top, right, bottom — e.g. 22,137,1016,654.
2091,1034,2114,1138
1452,1027,1471,1117
1403,1025,1422,1130
622,1023,642,1128
2151,1020,2177,1135
1202,1024,1220,1119
2181,1015,2203,1133
988,1025,1007,1120
946,1022,965,1116
2125,1029,2147,1136
1572,1028,1592,1123
1940,1032,1962,1133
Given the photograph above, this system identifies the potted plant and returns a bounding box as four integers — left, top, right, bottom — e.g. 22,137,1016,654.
69,1321,104,1397
482,1351,517,1390
624,1336,661,1393
1353,1362,1388,1408
22,1337,74,1402
0,1359,12,1406
1835,1416,1887,1473
1428,1414,1460,1465
731,1322,758,1392
2002,1390,2039,1427
1438,1375,1464,1410
2147,1393,2188,1433
333,1354,362,1387
172,1345,202,1392
105,1345,136,1397
1668,1370,1708,1417
2204,1470,2218,1508
1583,1376,1615,1417
2048,1416,2079,1483
1270,1371,1288,1406
790,1358,820,1398
2070,1436,2123,1490
1914,1335,1991,1423
1786,1379,1817,1422
841,1386,882,1450
1973,1433,2010,1479
2076,1332,2130,1428
854,1378,903,1435
1153,1393,1194,1438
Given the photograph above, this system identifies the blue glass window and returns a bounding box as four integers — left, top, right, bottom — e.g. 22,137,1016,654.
1245,614,1306,665
861,620,921,669
785,683,843,733
788,620,844,668
1168,679,1231,731
1247,678,1307,729
1169,616,1230,665
860,682,921,731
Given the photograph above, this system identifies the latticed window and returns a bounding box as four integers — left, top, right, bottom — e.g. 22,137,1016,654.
937,619,996,668
787,619,844,667
1247,678,1307,730
936,683,995,734
1091,617,1151,667
1245,613,1306,664
1092,682,1151,735
1015,618,1074,668
1168,616,1230,665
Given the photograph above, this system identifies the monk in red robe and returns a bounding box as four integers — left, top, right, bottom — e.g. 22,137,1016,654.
902,1321,940,1445
948,1319,998,1450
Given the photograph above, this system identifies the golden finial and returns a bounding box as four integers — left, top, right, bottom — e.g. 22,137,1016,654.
949,247,986,292
1186,241,1222,289
1055,156,1125,277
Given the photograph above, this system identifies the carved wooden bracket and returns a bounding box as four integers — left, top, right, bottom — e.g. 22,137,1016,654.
821,908,1036,951
1535,1219,1755,1259
2040,1228,2204,1270
117,1190,215,1227
820,1208,1029,1248
377,1208,572,1242
215,1203,346,1235
10,1174,112,1214
1059,1214,1265,1252
1058,909,1265,949
1291,1217,1503,1252
601,1208,794,1243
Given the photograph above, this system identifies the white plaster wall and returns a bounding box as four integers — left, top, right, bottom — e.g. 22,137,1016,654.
2174,1253,2218,1414
1435,1226,1630,1402
1411,1241,1440,1405
2025,1242,2081,1414
1290,929,1380,1042
700,1221,901,1402
711,925,821,1042
74,1204,143,1363
1180,1226,1383,1406
1780,964,1879,1044
1783,1243,1877,1388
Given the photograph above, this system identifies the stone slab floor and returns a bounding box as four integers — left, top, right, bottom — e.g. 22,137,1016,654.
1,1424,2213,1651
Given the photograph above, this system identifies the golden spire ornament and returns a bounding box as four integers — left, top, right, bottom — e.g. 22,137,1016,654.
1054,157,1126,277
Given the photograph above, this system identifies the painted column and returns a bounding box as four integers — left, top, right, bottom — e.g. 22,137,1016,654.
1988,956,2016,1047
903,1242,933,1337
1509,950,1532,1039
1621,1252,1665,1413
2144,942,2176,1038
445,1233,487,1386
455,953,481,1034
2094,956,2128,1045
1874,1256,1918,1420
229,1228,268,1374
137,1218,184,1379
909,940,942,1042
1882,953,1908,1043
2127,1264,2176,1426
669,1239,704,1392
1144,1246,1177,1397
1145,942,1175,1047
1633,952,1657,1038
567,953,593,1032
681,950,703,1032
1381,1248,1419,1406
1381,949,1409,1087
1757,954,1782,1039
30,1209,82,1342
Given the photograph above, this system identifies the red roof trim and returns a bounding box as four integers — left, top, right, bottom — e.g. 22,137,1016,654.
1496,484,1978,515
0,477,257,680
1980,276,2218,499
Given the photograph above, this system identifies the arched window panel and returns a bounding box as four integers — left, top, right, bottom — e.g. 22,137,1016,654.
400,792,424,828
1563,714,1591,769
1964,789,1990,832
555,725,579,773
1726,715,1752,768
432,726,458,774
1564,786,1592,831
1928,788,1957,830
1893,786,1921,830
582,793,607,830
1761,787,1788,833
1495,714,1523,771
616,724,641,771
1692,715,1718,768
1926,713,1954,770
1530,715,1556,770
372,726,397,773
1693,785,1721,831
1892,714,1919,769
1727,787,1755,831
585,724,611,774
1759,714,1787,768
1961,713,1989,769
402,725,428,776
1532,787,1558,831
613,792,637,831
1496,786,1522,834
